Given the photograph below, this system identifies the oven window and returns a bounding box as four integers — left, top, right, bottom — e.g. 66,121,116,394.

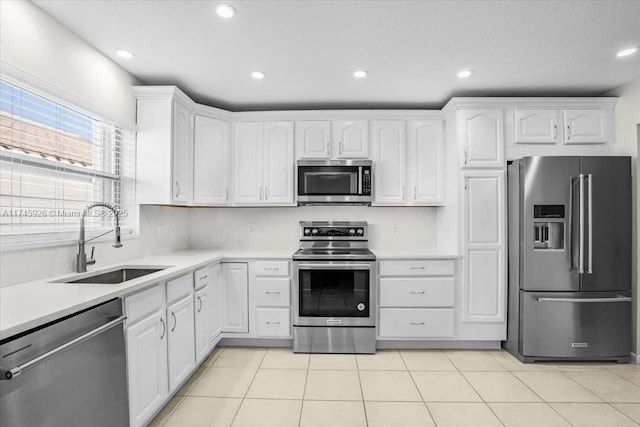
298,167,358,195
298,269,370,317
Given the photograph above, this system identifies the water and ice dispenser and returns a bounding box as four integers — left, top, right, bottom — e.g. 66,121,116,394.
533,205,565,250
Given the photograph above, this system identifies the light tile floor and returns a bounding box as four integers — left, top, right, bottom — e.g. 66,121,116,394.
149,348,640,427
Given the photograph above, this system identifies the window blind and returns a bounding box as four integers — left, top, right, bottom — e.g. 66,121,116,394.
0,79,136,246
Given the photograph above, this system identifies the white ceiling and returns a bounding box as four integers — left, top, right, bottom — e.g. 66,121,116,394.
34,0,640,111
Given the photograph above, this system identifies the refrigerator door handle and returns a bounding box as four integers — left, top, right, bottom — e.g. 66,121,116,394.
587,173,593,274
578,174,585,274
536,296,632,303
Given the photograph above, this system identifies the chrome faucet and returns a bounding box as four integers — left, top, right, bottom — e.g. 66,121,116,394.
77,202,122,273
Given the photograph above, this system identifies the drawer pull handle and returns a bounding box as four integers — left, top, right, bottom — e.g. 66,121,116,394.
264,267,280,271
410,266,425,270
199,275,208,280
410,291,426,295
266,291,281,295
266,321,281,325
410,322,425,326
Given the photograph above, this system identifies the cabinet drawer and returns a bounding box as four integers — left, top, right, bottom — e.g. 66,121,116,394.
379,308,454,338
254,261,289,277
378,260,455,276
125,284,164,325
255,277,290,307
379,277,454,307
256,308,291,337
194,266,210,290
166,274,194,304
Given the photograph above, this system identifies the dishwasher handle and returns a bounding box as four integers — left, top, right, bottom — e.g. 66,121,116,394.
1,315,126,381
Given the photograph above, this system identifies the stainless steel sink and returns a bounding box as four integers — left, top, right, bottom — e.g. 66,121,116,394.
53,266,169,284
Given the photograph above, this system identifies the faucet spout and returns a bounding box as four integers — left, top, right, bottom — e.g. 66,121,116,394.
77,202,122,273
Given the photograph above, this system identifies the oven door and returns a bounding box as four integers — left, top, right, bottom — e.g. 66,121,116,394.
293,260,376,327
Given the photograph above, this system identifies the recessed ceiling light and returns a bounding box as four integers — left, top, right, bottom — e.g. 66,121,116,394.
457,70,473,79
216,4,236,19
353,70,368,78
616,47,638,57
116,49,134,59
251,71,266,79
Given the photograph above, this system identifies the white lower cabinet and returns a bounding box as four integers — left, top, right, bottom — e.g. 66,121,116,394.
222,263,249,333
125,285,168,427
166,275,196,392
209,264,223,342
378,259,457,339
251,260,291,338
194,284,211,364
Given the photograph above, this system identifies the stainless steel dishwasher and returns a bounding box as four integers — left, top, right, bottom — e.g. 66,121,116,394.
0,298,129,426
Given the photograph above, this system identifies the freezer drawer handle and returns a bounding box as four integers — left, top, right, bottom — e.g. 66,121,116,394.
0,315,126,381
536,297,632,303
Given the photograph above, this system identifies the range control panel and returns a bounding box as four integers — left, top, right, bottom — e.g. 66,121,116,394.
300,221,368,240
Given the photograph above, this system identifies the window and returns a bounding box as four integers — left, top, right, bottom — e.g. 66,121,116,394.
0,78,136,248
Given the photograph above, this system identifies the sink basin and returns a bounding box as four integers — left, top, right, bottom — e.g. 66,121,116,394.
54,267,168,284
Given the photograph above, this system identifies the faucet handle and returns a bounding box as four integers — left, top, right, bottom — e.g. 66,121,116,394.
87,246,96,266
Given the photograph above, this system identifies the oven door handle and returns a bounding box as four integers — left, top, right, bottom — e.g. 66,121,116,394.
296,263,373,269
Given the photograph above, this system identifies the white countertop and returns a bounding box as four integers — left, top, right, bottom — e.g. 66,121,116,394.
0,249,294,340
0,248,458,340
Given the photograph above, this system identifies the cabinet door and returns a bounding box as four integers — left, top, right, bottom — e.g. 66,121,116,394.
296,121,331,159
233,122,264,203
408,120,445,205
461,109,504,168
194,285,211,363
372,120,406,205
167,295,196,392
563,109,608,144
222,263,249,333
333,120,368,158
172,100,192,203
210,264,223,341
126,311,168,427
462,171,506,323
193,115,230,205
514,109,559,144
263,121,295,204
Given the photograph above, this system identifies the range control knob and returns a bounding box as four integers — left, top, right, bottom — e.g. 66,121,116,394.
349,228,356,234
312,229,318,234
357,303,366,311
304,229,311,235
356,229,364,235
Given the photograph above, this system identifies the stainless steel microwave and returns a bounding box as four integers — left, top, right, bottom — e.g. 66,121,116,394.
297,160,372,205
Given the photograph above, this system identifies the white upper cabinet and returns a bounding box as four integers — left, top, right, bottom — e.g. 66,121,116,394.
296,120,368,159
372,120,406,205
563,109,608,144
135,87,195,205
408,120,445,205
193,114,230,205
263,121,295,204
514,109,560,144
171,100,192,204
233,121,294,205
296,121,331,159
461,109,504,168
333,120,368,158
233,122,264,204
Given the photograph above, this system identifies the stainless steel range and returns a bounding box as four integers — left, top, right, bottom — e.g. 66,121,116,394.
292,221,376,354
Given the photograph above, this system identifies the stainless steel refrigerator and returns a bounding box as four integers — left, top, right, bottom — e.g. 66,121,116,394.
505,156,632,362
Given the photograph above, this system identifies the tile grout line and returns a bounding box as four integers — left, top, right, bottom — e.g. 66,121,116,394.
399,349,439,427
605,401,640,425
355,352,369,427
227,347,268,427
445,351,507,427
298,351,311,427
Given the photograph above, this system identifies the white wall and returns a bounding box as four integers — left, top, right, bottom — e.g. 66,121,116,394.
190,206,437,253
0,0,140,125
0,1,191,287
606,77,640,357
